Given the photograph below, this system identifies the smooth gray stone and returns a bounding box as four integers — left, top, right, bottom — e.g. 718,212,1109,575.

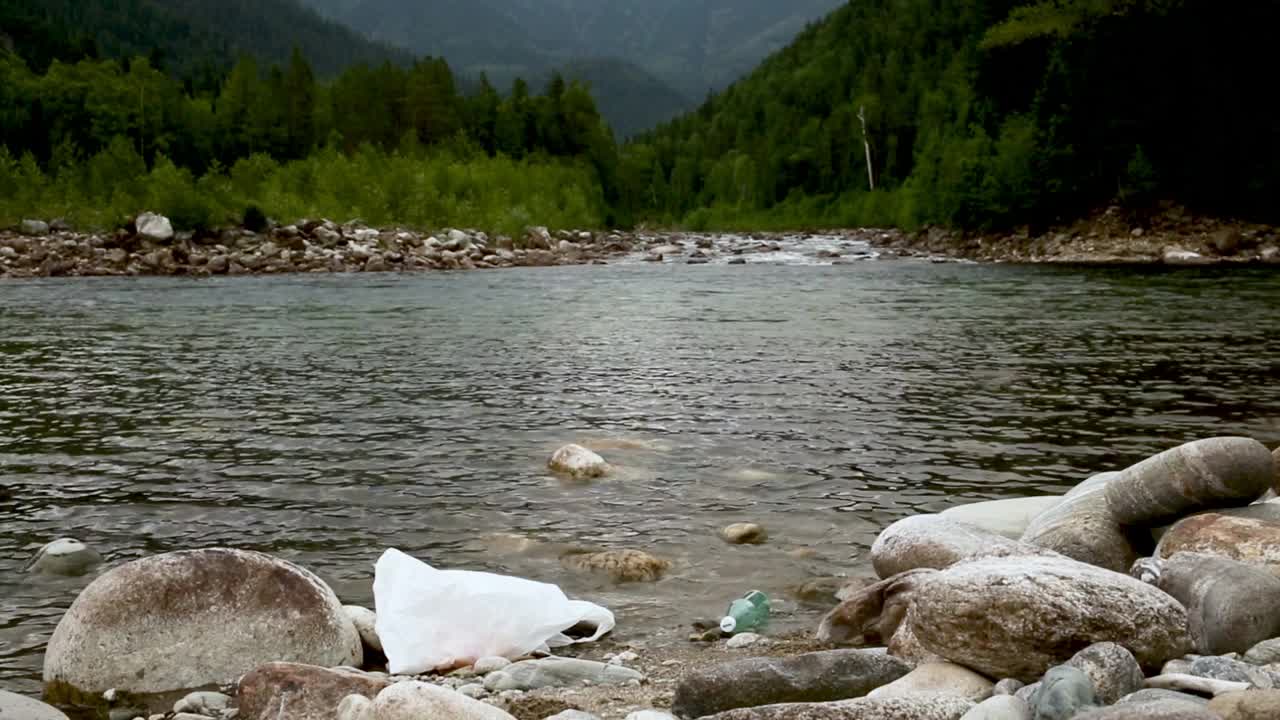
1066,642,1145,704
487,657,642,691
1028,666,1097,720
700,695,975,720
1021,472,1142,573
1118,689,1210,706
1157,552,1280,655
1105,437,1275,526
0,690,70,720
1189,655,1273,688
993,679,1025,696
940,497,1064,540
671,649,911,719
24,538,102,576
1074,699,1218,719
870,515,1059,579
1244,637,1280,665
959,696,1030,720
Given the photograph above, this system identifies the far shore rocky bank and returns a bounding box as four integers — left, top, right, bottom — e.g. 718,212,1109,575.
4,204,1279,279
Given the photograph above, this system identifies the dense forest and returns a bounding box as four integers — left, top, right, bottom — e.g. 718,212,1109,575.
617,0,1280,229
2,0,1277,234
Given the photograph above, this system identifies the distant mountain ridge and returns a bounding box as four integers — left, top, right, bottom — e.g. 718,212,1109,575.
299,0,844,115
0,0,410,79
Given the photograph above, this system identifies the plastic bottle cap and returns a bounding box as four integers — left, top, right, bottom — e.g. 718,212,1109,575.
720,616,736,633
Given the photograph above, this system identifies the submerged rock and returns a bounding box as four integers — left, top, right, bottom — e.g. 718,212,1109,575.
1157,513,1280,574
671,649,911,719
901,556,1191,681
43,548,362,697
24,538,101,576
237,663,388,720
1154,551,1280,655
871,515,1059,578
721,522,769,545
548,444,610,479
939,496,1063,540
1105,437,1275,526
559,549,670,582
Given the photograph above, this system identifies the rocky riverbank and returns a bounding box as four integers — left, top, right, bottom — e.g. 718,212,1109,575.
0,215,904,278
873,205,1280,265
9,436,1280,720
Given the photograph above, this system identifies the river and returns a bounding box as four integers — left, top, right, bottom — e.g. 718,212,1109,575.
3,256,1279,692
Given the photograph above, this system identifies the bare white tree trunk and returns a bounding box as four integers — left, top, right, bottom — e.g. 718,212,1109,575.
858,105,875,191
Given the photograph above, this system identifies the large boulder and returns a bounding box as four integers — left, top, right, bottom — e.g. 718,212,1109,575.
701,696,975,720
900,556,1191,682
871,515,1060,579
0,691,69,720
1156,513,1280,574
43,548,362,697
136,212,175,242
939,497,1063,540
1021,472,1143,573
670,649,911,719
237,663,388,720
362,682,514,720
1152,552,1280,654
1104,437,1275,526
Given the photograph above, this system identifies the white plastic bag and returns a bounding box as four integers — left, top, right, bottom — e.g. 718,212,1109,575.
373,548,615,673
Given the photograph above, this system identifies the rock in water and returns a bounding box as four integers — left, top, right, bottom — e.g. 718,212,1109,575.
1157,513,1280,573
43,548,362,697
1028,666,1097,720
237,663,388,720
1154,551,1280,654
559,549,670,582
704,695,975,720
0,690,70,720
670,649,911,718
867,662,994,702
365,682,515,720
901,556,1190,682
547,444,610,479
939,497,1063,540
1105,437,1275,526
1065,643,1145,704
1021,472,1143,573
871,515,1060,578
136,212,174,242
24,538,101,576
959,695,1031,720
721,522,768,544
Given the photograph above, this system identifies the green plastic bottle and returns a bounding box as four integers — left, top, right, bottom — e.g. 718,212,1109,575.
720,590,770,634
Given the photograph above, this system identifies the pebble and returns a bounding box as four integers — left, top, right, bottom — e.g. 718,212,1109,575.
726,633,763,649
721,523,768,545
174,692,232,715
608,651,640,665
457,684,486,699
625,712,677,720
544,712,601,720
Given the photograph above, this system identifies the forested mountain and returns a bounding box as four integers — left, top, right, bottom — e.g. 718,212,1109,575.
558,59,690,139
0,0,409,80
617,0,1280,229
298,0,843,102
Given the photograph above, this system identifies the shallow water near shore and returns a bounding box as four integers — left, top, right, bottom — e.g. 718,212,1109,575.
3,258,1280,694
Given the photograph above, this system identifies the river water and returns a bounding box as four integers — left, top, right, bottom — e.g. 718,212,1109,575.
3,251,1279,693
